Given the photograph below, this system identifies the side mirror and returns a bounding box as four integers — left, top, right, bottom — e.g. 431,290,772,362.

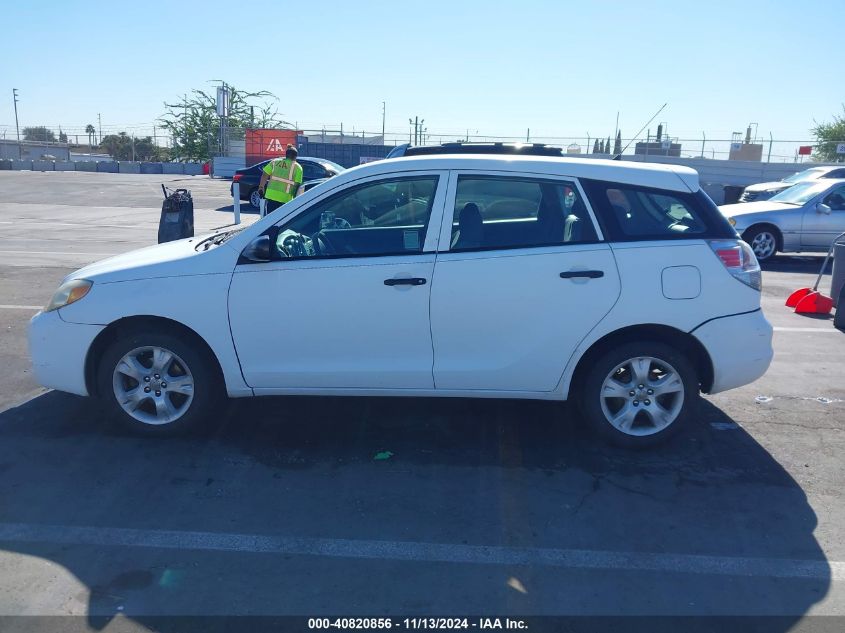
817,203,832,215
241,235,271,263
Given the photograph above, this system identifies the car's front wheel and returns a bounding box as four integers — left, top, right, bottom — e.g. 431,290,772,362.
744,226,778,262
248,187,262,210
580,341,698,448
97,330,222,436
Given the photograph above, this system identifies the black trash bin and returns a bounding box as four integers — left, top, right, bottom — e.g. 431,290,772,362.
723,185,745,205
157,185,194,244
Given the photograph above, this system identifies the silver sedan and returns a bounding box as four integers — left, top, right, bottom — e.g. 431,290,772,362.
720,179,845,261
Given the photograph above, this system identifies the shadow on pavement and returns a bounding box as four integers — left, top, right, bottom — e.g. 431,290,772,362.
762,254,826,274
215,203,259,214
0,390,831,626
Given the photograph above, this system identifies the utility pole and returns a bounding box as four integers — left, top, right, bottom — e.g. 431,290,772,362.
97,113,102,146
12,88,21,159
131,134,136,161
381,101,386,144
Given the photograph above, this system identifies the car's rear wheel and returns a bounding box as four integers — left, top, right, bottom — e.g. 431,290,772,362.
744,226,778,262
580,341,698,448
97,330,222,436
249,188,262,209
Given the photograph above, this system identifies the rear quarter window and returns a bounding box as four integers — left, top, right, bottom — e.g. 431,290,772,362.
581,179,736,242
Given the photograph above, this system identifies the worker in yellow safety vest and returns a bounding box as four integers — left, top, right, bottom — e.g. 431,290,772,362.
258,144,303,213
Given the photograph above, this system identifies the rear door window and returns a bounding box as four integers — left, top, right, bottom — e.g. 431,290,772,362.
582,180,735,241
449,176,598,251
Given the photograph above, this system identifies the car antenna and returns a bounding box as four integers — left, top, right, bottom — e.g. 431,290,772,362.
612,102,668,160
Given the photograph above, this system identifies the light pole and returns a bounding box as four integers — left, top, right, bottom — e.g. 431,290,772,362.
381,101,386,144
97,113,102,146
12,89,21,159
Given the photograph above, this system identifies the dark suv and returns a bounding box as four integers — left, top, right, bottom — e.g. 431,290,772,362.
231,157,345,209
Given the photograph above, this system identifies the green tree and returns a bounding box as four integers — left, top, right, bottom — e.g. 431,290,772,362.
613,130,622,155
158,84,290,161
58,131,68,143
85,124,96,147
23,126,56,142
592,138,600,154
99,132,167,161
812,106,845,162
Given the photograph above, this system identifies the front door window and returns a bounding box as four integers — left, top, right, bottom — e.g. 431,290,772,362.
273,176,440,259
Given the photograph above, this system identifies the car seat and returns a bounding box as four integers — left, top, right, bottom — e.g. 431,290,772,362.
536,196,565,243
451,203,484,249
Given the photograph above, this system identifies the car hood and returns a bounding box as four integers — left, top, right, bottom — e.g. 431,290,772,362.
743,181,791,193
719,201,796,218
65,233,236,284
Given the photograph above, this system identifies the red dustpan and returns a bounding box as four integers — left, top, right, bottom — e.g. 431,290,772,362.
785,287,811,307
787,231,845,314
794,291,834,314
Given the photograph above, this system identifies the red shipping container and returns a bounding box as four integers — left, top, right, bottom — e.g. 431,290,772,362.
245,129,301,168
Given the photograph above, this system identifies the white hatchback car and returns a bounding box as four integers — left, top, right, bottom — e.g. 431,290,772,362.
29,155,773,447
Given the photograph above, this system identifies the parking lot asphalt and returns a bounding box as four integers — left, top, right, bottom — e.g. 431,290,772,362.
0,171,843,625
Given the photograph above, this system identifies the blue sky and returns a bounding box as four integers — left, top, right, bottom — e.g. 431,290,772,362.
1,0,843,156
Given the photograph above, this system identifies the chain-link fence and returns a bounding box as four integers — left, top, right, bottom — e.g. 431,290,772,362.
3,122,844,164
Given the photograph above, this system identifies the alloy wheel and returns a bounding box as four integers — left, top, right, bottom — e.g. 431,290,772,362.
750,231,776,260
112,346,195,425
599,356,685,436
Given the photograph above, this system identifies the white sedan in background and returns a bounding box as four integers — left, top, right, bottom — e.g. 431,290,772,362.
722,179,845,261
740,165,845,202
29,155,772,448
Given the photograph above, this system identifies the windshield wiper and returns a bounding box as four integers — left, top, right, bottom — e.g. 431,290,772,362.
199,228,244,251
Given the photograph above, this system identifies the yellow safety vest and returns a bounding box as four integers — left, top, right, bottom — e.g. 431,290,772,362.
263,158,303,203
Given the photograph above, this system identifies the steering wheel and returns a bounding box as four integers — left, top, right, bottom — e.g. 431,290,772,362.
280,233,309,258
314,230,337,255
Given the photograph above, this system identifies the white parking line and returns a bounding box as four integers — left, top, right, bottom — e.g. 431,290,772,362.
0,522,840,581
773,326,841,333
0,305,41,311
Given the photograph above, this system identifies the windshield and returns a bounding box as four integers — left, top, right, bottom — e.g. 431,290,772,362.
769,181,830,205
317,159,345,173
782,168,825,184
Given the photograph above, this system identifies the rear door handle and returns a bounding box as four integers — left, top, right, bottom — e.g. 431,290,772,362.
560,270,604,279
384,277,427,286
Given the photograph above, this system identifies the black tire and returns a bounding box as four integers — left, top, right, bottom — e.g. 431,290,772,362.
743,225,779,262
248,187,262,210
97,329,223,437
579,341,698,448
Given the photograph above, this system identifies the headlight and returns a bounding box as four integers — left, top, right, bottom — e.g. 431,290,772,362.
44,279,93,312
728,217,736,227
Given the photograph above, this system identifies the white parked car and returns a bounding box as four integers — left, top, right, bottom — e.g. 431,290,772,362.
740,165,845,202
29,156,773,448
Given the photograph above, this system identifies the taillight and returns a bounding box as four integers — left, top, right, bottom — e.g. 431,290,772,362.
708,239,762,291
233,174,242,182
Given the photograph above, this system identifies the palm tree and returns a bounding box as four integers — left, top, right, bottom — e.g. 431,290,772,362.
85,124,95,148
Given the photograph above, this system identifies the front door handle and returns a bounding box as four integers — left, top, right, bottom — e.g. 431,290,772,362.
560,270,604,279
384,277,427,286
